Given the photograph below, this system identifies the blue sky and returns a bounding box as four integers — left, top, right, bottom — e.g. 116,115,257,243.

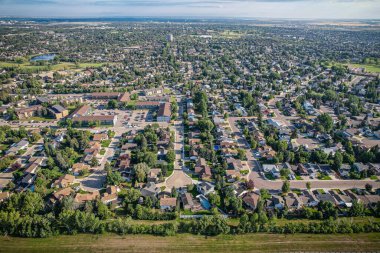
1,0,379,19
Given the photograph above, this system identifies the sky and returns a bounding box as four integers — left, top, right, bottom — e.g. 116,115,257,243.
0,0,380,19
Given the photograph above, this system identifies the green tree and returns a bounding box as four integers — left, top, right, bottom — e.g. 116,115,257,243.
166,149,175,163
133,163,150,182
107,99,118,109
316,113,333,133
333,151,343,170
349,200,366,217
106,171,124,186
282,180,290,194
90,157,99,167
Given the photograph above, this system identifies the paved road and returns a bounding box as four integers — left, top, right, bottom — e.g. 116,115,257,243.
76,131,122,192
228,116,380,190
161,100,193,190
0,119,57,129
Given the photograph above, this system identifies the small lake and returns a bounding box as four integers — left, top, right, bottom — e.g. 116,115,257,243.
30,53,56,62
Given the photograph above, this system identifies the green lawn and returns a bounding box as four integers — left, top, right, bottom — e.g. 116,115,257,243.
349,63,380,73
318,175,332,180
0,233,379,253
20,117,55,122
101,140,112,148
328,61,380,74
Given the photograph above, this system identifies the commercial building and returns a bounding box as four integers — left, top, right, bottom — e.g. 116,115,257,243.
48,105,69,119
72,115,117,126
157,102,171,122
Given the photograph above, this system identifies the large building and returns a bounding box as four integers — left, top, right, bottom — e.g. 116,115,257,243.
119,92,130,102
89,91,130,102
48,105,69,119
15,105,43,120
72,115,117,126
157,102,171,122
89,92,121,100
70,104,92,118
143,88,163,96
167,34,174,42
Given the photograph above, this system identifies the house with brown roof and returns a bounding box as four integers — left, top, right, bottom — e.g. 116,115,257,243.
52,174,75,188
74,191,100,206
147,168,161,183
51,187,74,203
159,197,177,211
284,192,303,211
242,192,260,210
93,133,109,142
72,163,90,176
180,192,202,212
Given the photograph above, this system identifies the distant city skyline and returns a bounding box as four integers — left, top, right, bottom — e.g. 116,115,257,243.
1,0,380,19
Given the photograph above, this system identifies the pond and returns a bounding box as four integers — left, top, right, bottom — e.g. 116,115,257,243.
30,53,56,62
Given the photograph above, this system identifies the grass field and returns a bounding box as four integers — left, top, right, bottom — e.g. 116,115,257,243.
0,233,379,253
20,116,55,122
0,61,109,71
328,61,380,74
349,63,380,73
219,30,244,39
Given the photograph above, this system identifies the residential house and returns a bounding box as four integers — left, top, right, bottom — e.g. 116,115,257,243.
180,192,202,211
159,197,177,211
72,163,90,176
284,192,303,210
196,181,215,196
52,174,75,188
242,191,260,210
93,133,109,142
140,182,160,197
51,187,74,204
74,191,100,207
262,164,280,178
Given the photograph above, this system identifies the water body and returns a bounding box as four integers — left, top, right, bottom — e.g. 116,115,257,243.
30,53,56,62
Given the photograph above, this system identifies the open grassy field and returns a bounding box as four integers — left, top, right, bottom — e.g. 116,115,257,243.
219,30,244,39
0,233,379,253
0,61,109,71
349,63,380,73
328,61,380,74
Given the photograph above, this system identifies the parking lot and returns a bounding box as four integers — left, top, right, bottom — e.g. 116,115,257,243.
120,109,153,127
